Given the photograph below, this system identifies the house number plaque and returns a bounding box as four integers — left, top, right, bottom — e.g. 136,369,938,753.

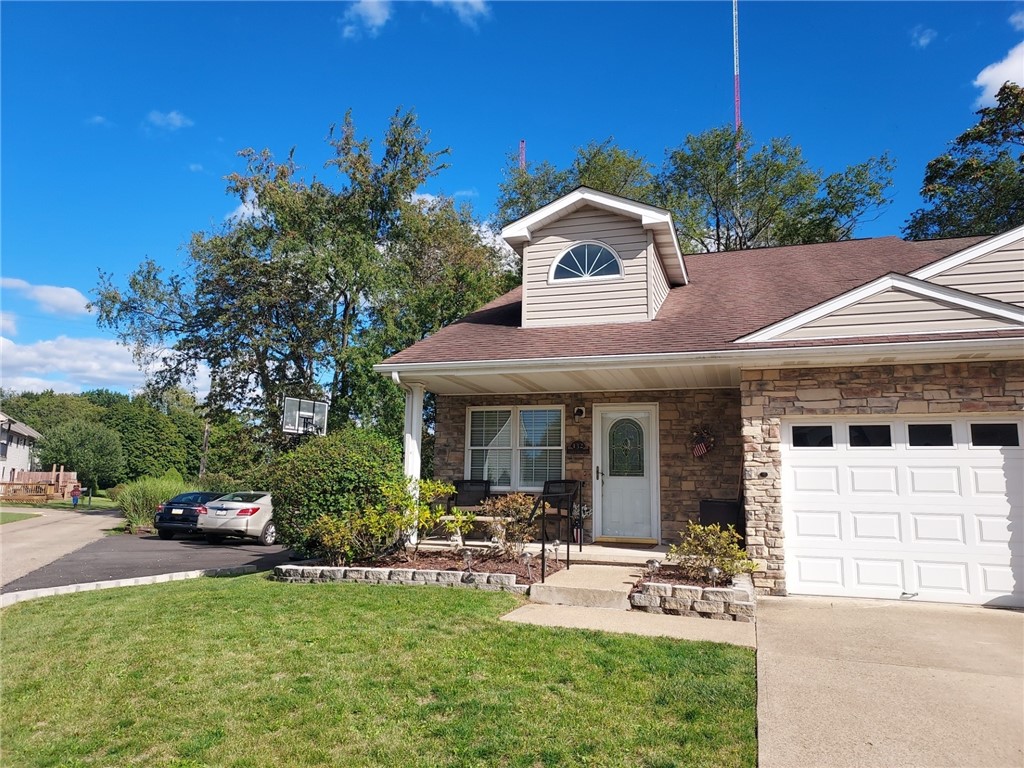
566,440,589,456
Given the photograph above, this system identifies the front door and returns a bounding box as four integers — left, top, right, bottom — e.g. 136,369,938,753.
594,405,659,542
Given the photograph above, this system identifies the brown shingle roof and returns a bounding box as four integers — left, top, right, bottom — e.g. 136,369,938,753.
383,235,1005,366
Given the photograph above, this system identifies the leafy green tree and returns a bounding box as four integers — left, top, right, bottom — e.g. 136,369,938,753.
36,419,125,489
904,81,1024,239
93,109,508,450
495,139,656,229
0,390,105,435
660,126,894,252
495,128,894,254
103,398,187,481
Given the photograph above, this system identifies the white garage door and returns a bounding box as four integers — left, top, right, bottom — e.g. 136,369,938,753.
782,417,1023,606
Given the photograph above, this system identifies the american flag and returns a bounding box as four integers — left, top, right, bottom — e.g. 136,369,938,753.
693,439,710,458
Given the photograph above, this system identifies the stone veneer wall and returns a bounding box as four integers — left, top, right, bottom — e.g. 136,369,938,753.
629,573,755,622
434,389,743,544
741,360,1024,595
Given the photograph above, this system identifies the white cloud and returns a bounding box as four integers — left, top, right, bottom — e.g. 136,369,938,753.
1010,11,1024,31
224,189,264,223
1,278,91,316
0,335,211,398
342,0,392,39
432,0,489,27
0,312,16,336
188,162,204,173
86,115,112,127
973,40,1024,106
146,109,194,130
910,25,937,49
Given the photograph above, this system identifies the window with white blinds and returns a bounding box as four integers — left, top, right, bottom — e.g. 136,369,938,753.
466,407,564,490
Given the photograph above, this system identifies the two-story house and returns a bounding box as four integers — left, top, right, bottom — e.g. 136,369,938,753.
377,187,1024,607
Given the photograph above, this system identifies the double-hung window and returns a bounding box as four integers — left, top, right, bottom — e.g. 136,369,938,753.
466,406,564,491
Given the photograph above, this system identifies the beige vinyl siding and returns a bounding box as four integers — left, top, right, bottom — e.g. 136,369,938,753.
776,288,1021,340
650,240,670,317
522,206,650,327
927,237,1024,306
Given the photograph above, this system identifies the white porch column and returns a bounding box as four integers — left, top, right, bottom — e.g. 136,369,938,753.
401,382,425,545
402,382,424,482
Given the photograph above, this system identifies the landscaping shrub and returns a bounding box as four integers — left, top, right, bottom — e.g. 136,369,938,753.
115,472,192,532
194,472,246,495
266,428,407,557
667,523,757,582
482,492,539,557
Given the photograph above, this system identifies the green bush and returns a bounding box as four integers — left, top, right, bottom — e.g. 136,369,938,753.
482,492,539,557
266,428,407,556
115,474,192,532
194,472,246,495
106,483,127,502
667,523,757,583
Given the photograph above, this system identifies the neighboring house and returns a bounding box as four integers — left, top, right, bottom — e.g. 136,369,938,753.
0,411,43,483
377,187,1024,608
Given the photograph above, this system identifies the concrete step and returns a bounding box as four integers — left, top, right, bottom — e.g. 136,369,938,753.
529,564,641,610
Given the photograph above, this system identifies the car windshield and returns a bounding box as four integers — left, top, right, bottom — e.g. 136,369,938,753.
170,492,221,504
216,492,268,503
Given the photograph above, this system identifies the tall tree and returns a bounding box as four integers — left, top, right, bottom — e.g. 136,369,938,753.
495,139,656,229
103,398,188,480
36,420,125,489
904,81,1024,239
0,390,106,435
660,126,894,252
93,109,508,448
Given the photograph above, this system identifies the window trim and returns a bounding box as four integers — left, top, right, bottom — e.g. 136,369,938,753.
847,423,895,450
789,423,837,450
906,422,956,449
464,405,566,492
968,421,1021,449
547,240,624,285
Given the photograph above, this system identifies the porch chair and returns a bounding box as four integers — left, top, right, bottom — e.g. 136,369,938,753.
536,479,582,549
446,479,492,511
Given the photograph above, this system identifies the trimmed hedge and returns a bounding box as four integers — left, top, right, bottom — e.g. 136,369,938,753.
266,428,406,553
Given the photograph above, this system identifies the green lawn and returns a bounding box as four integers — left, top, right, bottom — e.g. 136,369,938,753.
0,496,119,512
0,511,40,525
1,576,757,768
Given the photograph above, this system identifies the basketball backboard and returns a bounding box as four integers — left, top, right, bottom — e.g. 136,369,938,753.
282,397,329,436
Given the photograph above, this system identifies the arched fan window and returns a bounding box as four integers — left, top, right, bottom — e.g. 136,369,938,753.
550,242,622,281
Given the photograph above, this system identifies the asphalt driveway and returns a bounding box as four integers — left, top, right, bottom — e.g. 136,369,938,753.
757,595,1024,768
2,519,292,593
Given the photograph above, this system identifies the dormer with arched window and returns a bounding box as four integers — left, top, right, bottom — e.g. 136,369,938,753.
501,187,688,328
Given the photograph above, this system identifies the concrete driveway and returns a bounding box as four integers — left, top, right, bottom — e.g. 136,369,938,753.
757,595,1024,768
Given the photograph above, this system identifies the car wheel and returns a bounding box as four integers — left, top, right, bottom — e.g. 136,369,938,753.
205,534,225,544
258,521,277,546
157,529,174,540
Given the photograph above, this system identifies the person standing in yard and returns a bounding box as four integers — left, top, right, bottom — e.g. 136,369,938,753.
71,485,81,509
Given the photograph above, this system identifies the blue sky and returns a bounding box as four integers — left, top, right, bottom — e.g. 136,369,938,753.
2,0,1022,396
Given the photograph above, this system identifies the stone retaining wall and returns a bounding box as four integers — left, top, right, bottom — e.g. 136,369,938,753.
629,574,756,622
273,564,529,595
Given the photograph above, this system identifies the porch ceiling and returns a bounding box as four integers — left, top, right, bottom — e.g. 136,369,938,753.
395,361,740,395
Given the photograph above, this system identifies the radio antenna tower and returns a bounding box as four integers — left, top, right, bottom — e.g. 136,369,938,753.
519,139,527,170
733,0,742,182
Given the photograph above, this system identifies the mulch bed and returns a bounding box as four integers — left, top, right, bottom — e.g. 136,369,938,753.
352,548,566,585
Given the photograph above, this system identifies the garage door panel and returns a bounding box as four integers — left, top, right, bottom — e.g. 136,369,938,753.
913,560,970,595
976,514,1014,544
792,509,842,539
907,466,962,495
851,511,901,541
911,513,966,544
792,555,845,588
853,558,905,590
783,416,1023,606
849,466,899,494
792,466,840,493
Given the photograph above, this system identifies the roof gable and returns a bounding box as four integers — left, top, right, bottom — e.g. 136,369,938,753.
501,187,688,286
738,273,1024,343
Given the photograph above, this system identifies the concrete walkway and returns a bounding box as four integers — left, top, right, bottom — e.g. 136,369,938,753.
1,506,121,588
756,596,1024,768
